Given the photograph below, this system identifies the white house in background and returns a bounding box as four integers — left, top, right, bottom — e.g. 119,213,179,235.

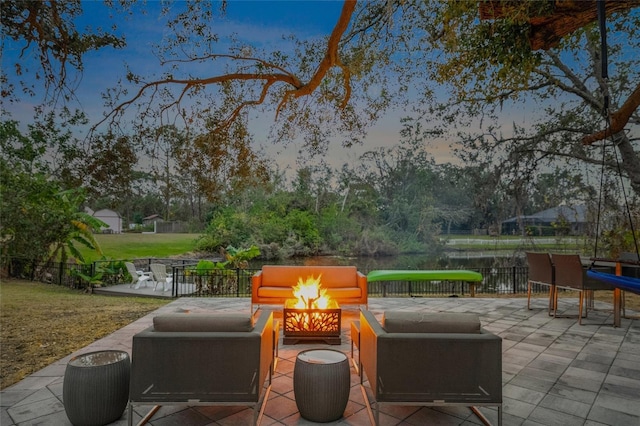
85,207,123,234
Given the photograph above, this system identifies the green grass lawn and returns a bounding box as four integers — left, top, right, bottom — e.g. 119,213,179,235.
77,233,584,262
442,234,584,251
80,233,201,262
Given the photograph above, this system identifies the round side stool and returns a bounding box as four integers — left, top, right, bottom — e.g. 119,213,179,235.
293,349,350,422
63,350,130,426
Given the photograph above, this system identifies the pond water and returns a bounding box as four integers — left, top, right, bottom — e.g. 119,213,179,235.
250,250,526,273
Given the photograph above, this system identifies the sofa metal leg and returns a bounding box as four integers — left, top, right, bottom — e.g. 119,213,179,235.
578,291,584,325
471,406,498,426
350,320,360,375
137,405,160,426
359,384,377,425
547,285,556,315
254,383,271,425
272,320,280,373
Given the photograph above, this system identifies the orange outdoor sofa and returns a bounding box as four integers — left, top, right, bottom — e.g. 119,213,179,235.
251,265,368,313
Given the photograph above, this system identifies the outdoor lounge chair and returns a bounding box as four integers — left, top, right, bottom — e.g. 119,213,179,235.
551,253,613,324
125,262,151,289
359,310,502,425
149,263,172,292
526,252,555,314
128,311,274,426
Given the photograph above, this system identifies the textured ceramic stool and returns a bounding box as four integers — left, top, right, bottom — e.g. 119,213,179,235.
293,349,350,422
63,350,130,426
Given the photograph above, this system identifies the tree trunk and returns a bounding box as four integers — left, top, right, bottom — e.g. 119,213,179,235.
614,131,640,196
479,0,640,50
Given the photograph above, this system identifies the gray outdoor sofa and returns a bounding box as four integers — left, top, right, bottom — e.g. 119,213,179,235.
128,311,274,425
359,310,503,425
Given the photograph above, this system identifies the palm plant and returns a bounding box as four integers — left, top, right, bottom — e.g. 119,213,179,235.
43,189,107,284
49,211,106,265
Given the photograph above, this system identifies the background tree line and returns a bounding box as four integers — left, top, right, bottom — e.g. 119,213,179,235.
2,116,604,262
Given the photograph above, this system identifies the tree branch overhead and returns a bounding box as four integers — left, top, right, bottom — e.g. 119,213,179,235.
98,0,358,132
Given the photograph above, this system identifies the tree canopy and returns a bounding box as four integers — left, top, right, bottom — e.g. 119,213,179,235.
2,0,639,239
99,1,639,198
477,0,640,145
1,0,125,104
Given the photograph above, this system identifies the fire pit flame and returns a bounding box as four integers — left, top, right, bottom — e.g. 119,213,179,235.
292,275,331,309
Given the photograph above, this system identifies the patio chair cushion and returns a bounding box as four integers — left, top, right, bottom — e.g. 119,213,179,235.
381,311,481,334
153,313,254,332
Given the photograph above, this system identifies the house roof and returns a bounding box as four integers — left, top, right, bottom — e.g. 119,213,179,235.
502,204,587,224
93,208,121,218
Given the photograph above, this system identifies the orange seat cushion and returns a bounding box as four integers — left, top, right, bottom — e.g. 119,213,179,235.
260,265,358,288
257,286,362,299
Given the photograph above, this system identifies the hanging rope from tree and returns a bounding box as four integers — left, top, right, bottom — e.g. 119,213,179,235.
592,0,639,260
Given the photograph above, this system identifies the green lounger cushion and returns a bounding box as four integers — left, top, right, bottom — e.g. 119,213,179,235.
367,270,482,282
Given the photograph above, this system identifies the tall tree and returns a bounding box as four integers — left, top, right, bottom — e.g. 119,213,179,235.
144,125,185,221
0,111,88,185
529,170,596,212
174,115,269,203
0,161,105,265
356,119,442,248
85,133,138,203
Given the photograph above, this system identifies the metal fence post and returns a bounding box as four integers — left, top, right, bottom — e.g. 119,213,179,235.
236,268,241,297
171,267,176,297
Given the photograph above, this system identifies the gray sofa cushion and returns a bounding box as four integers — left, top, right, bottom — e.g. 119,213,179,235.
382,311,481,334
153,313,254,332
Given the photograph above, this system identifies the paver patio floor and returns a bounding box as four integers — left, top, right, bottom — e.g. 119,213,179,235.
2,296,639,425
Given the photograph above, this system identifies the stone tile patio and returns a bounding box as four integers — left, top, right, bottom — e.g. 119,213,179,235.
2,296,639,425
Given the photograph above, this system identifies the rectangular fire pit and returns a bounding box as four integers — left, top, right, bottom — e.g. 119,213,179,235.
283,299,341,345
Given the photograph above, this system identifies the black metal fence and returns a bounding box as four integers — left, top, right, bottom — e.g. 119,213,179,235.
170,264,254,298
6,257,85,288
366,266,530,297
4,257,536,297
